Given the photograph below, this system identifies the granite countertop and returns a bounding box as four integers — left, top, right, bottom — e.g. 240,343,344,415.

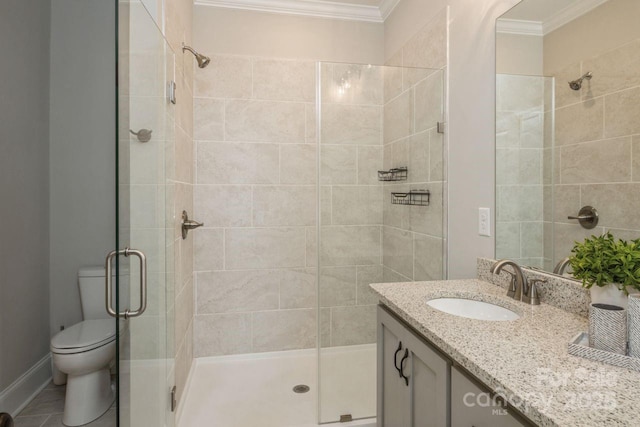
370,279,640,427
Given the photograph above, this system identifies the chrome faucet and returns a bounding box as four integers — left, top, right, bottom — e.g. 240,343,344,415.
490,259,538,305
553,257,571,275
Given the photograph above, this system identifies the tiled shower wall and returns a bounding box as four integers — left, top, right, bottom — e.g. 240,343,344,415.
318,63,385,347
545,37,640,266
193,56,319,356
381,8,447,283
495,75,549,269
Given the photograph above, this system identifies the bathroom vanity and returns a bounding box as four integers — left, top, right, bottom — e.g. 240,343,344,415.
371,274,640,426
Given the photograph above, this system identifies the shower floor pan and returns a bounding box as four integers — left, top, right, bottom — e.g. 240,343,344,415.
178,344,376,427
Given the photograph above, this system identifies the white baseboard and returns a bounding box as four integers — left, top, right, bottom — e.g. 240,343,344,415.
0,353,52,417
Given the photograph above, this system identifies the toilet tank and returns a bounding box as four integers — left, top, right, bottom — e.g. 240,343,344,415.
78,266,110,320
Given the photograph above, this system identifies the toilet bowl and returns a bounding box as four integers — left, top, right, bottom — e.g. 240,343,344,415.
50,266,125,426
51,319,119,426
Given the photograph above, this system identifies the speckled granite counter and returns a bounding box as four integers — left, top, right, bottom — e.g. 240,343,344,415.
370,279,640,427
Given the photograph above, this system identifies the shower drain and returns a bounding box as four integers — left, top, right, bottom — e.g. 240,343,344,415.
293,384,310,393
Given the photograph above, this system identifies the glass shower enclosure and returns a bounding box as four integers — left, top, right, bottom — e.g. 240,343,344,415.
116,1,175,426
317,62,445,423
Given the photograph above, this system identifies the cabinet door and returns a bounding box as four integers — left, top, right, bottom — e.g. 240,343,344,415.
403,325,450,427
378,307,411,427
451,367,531,427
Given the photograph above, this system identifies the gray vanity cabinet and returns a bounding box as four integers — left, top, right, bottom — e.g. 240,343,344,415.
377,306,450,427
451,367,530,427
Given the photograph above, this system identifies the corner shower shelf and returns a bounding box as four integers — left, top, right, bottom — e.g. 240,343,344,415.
378,167,408,182
391,190,430,207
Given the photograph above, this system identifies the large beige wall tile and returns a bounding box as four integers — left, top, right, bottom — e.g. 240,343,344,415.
560,137,631,184
409,184,443,237
175,280,193,348
382,266,411,283
521,222,543,258
193,98,224,141
496,111,520,149
196,142,279,184
581,183,640,230
194,185,251,227
358,145,383,185
319,266,357,307
553,185,581,223
382,226,413,279
320,145,358,185
331,186,383,225
196,270,280,314
604,87,640,138
194,228,224,271
305,103,317,144
496,75,544,113
496,222,520,259
306,227,317,268
383,183,410,230
496,148,542,186
330,305,376,346
321,63,384,105
408,131,429,183
225,100,306,142
548,62,582,109
520,112,544,148
555,99,604,146
414,234,443,281
496,185,543,222
401,10,446,70
226,227,306,269
384,90,413,143
633,136,640,181
252,186,316,226
321,104,382,145
583,40,640,99
414,72,443,133
356,265,383,305
253,309,316,352
194,55,252,99
252,58,314,102
280,268,316,309
321,186,332,225
383,64,403,103
320,225,381,266
175,127,194,184
280,144,316,185
195,313,252,357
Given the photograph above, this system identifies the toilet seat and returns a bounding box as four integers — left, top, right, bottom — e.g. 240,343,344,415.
51,319,117,355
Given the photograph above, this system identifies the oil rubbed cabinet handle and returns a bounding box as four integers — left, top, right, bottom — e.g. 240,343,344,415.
400,349,410,386
394,342,403,376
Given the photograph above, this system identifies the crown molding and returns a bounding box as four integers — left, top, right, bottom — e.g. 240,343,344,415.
543,0,608,35
379,0,401,20
194,0,385,23
496,19,543,36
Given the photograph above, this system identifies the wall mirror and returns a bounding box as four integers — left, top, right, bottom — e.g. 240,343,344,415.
495,0,640,277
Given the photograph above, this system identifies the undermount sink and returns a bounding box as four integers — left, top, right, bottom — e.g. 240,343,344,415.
426,297,520,321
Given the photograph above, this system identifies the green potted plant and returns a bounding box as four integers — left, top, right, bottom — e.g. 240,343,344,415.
568,232,640,308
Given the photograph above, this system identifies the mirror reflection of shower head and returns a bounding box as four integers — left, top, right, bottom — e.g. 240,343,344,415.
182,44,211,68
568,72,592,91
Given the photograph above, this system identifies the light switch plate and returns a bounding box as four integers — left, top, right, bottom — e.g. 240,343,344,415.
479,207,491,237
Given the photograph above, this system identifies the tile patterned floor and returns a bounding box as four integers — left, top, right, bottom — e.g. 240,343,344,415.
14,382,115,427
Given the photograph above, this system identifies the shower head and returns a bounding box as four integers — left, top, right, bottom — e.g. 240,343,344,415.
568,72,592,91
182,44,211,68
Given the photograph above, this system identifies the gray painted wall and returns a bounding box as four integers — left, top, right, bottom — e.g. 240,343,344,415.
49,0,116,335
0,0,52,391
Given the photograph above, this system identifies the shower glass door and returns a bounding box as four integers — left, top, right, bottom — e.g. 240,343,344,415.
317,62,445,423
116,1,175,426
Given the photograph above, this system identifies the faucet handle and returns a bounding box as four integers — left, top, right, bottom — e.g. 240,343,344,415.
502,270,517,298
528,278,546,305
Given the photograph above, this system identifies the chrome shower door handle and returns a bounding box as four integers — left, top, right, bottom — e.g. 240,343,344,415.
105,247,148,319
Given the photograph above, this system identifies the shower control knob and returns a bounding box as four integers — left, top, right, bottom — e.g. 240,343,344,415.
181,210,204,239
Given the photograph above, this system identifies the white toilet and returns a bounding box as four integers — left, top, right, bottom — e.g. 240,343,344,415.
51,266,122,426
